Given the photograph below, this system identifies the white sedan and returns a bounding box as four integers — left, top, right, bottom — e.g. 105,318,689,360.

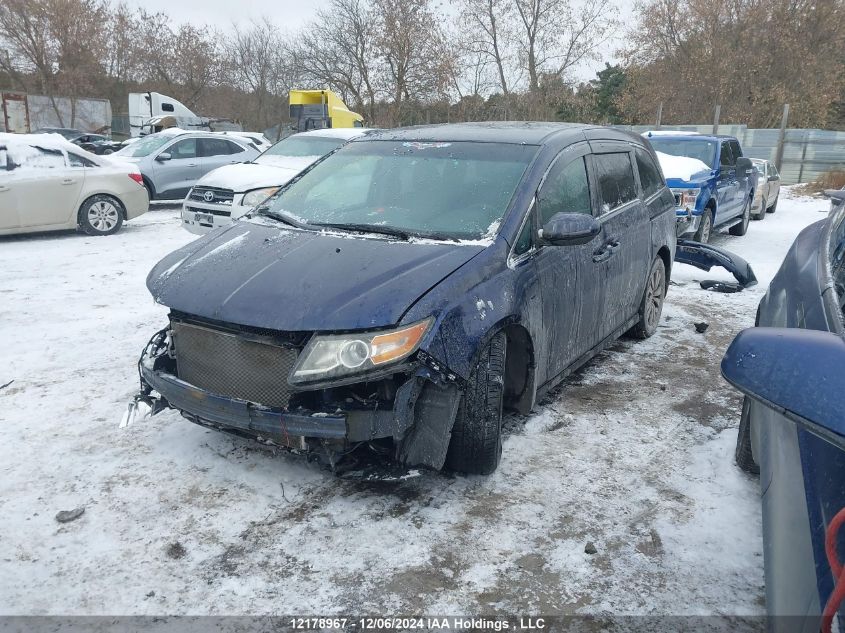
0,133,149,236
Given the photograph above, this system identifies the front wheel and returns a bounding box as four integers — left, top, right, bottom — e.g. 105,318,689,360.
446,332,507,475
79,195,124,236
729,197,751,236
693,208,712,243
630,256,667,339
735,397,759,474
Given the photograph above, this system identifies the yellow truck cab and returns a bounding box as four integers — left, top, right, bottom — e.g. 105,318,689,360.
289,90,364,132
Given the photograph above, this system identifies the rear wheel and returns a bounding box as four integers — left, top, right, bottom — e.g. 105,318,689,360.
630,256,667,339
735,397,760,474
729,197,751,236
446,332,507,475
767,197,778,214
78,195,124,236
753,196,767,221
693,208,712,243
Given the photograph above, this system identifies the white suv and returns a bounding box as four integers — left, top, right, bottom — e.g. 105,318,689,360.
181,128,368,235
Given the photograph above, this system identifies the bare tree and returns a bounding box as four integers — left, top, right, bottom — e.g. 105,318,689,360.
513,0,616,92
294,0,380,120
373,0,454,123
457,0,517,95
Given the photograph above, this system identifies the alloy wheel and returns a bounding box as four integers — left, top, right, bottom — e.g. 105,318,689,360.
87,200,119,232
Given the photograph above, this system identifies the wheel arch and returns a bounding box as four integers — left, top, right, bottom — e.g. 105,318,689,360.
656,245,672,294
501,322,536,415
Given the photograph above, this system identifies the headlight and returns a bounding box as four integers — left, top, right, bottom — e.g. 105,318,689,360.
242,186,281,208
671,188,700,210
290,318,433,383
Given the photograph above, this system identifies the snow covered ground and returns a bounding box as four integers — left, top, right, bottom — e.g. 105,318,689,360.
0,189,829,616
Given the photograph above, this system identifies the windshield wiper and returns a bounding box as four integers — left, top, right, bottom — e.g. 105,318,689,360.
257,209,310,229
313,222,411,240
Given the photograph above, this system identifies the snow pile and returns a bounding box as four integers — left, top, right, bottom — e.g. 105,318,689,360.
656,151,711,181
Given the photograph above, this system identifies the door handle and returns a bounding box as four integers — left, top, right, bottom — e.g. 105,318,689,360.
61,178,76,185
0,185,9,192
187,163,198,167
592,239,621,263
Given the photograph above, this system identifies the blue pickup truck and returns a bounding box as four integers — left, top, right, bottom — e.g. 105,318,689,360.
644,132,757,243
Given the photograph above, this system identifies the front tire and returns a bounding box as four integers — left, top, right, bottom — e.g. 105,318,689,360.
630,256,667,339
729,197,751,236
79,195,124,236
693,208,713,243
446,332,507,475
735,397,759,474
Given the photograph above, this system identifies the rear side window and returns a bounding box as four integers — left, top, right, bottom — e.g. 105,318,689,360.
537,156,592,225
635,148,663,198
594,153,637,214
68,153,97,168
730,140,743,159
200,138,244,157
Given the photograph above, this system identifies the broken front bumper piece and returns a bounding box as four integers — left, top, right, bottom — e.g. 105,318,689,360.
675,239,758,291
123,328,463,470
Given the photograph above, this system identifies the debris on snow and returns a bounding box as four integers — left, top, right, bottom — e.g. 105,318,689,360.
694,322,710,334
55,507,85,524
584,542,598,555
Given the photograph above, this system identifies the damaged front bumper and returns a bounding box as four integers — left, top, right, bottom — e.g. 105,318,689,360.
126,328,463,470
675,209,701,237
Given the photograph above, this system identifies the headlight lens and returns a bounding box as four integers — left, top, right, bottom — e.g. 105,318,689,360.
242,186,281,208
290,318,433,383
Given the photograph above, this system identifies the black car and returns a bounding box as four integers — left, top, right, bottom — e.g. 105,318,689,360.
127,122,677,474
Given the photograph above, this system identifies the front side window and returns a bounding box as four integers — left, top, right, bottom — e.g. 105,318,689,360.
168,139,197,160
114,134,172,158
537,156,592,226
635,148,663,198
260,140,537,240
594,152,638,214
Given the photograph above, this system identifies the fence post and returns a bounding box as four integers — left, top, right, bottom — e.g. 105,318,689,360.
712,105,721,135
655,102,663,130
775,103,790,172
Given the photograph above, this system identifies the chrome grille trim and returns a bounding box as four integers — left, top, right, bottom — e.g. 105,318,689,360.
171,320,299,409
189,186,235,204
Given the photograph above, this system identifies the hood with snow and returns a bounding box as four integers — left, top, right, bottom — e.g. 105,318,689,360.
146,221,486,331
192,155,319,193
656,151,713,185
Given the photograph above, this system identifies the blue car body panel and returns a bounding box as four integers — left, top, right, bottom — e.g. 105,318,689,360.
141,122,677,469
739,204,845,630
645,133,757,235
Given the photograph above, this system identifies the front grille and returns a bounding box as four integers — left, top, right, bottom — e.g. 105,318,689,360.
185,204,231,217
171,320,299,409
189,186,234,205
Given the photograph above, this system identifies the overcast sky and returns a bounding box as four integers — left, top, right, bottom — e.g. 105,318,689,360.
123,0,632,83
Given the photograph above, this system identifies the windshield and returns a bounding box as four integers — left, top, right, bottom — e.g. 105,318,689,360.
649,138,717,167
114,135,173,158
259,140,537,240
259,135,347,160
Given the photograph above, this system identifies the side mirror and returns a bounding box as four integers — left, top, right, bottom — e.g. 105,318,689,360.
768,175,778,182
736,157,753,174
155,152,172,162
539,211,601,246
721,327,845,450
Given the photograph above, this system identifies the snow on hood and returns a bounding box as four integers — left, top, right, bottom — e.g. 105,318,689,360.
0,132,138,174
656,151,711,181
254,154,319,171
193,162,304,193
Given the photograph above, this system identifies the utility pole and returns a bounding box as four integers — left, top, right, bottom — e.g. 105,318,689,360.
712,105,721,135
655,102,663,130
775,103,790,172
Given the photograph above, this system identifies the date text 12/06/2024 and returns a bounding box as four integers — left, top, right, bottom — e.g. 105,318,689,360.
289,617,548,630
